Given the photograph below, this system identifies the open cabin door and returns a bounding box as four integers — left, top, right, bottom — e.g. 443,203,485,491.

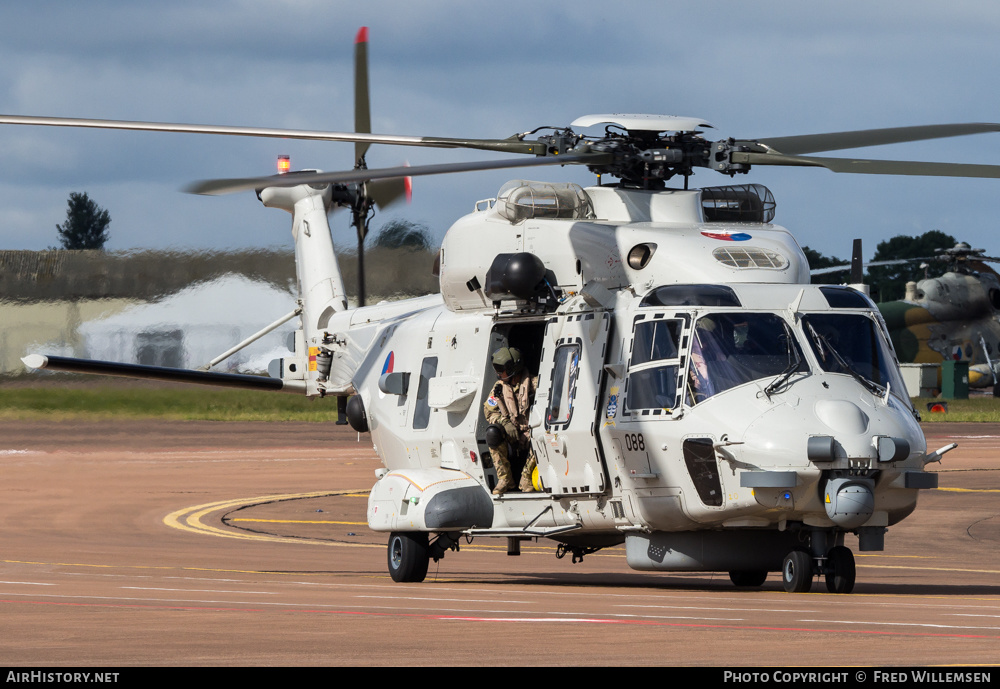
531,311,611,496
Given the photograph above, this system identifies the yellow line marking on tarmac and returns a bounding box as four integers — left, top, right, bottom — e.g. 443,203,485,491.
937,487,1000,493
163,490,383,549
856,553,938,559
162,492,621,557
230,518,368,526
856,564,1000,574
163,493,1000,573
0,558,376,576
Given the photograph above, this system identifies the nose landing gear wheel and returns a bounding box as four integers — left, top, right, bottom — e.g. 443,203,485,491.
825,545,856,594
388,531,430,583
782,550,813,593
729,570,768,587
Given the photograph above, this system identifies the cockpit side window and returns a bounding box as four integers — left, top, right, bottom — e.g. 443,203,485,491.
631,319,680,365
626,318,683,412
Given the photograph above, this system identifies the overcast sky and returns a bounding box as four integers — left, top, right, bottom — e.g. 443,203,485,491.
1,0,999,263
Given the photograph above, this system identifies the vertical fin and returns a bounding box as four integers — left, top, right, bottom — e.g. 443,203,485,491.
851,238,864,285
259,184,349,331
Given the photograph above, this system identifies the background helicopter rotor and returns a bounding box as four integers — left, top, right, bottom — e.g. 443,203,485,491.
813,242,1000,278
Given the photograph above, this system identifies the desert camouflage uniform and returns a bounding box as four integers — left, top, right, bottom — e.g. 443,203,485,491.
483,370,538,494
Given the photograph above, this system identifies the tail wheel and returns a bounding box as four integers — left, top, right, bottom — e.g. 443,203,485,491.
782,550,813,593
825,545,856,594
387,532,429,583
729,570,768,587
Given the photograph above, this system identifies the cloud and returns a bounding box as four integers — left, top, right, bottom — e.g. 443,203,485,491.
0,1,999,259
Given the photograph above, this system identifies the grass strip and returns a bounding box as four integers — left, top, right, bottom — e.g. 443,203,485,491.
0,385,341,422
2,385,999,423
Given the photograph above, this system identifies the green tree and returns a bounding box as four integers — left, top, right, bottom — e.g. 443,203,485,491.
371,219,432,250
803,246,848,285
56,192,111,250
867,230,957,302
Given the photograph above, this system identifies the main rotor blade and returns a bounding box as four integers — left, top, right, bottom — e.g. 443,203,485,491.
355,26,371,164
810,259,917,276
186,153,608,196
0,114,546,154
753,123,1000,155
732,151,1000,178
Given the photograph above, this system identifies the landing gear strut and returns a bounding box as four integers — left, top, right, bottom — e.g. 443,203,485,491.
555,543,602,563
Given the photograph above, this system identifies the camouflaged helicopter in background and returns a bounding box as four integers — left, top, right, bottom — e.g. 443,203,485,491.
816,242,1000,390
11,29,1000,594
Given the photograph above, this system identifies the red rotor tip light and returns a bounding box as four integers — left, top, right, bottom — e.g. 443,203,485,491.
356,26,368,44
277,155,290,174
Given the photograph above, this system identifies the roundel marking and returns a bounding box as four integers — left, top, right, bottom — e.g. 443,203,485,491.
701,231,752,241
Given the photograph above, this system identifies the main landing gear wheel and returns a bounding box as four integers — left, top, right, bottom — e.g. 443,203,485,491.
729,570,768,587
825,545,856,594
782,550,813,593
387,531,429,583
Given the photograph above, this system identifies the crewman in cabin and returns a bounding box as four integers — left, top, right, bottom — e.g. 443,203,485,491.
483,346,538,495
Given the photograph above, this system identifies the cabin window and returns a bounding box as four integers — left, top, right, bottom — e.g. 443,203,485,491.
412,356,438,430
626,318,682,411
546,344,580,426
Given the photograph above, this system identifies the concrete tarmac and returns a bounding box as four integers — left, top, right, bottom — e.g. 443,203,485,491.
0,420,997,667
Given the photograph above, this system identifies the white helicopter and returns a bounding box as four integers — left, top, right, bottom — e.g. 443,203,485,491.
10,29,1000,594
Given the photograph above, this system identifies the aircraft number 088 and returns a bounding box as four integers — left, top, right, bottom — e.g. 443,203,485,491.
623,433,646,452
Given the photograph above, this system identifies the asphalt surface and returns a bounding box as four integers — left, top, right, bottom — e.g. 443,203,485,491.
0,420,997,667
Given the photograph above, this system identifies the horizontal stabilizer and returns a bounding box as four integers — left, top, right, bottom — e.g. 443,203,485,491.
22,354,306,393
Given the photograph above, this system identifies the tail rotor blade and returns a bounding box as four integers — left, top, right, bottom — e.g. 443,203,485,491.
355,26,371,165
368,177,410,209
368,161,411,208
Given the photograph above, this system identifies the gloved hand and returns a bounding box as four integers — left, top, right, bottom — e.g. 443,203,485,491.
502,420,517,438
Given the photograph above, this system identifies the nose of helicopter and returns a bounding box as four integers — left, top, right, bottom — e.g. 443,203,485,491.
742,383,921,466
814,399,869,435
734,380,924,524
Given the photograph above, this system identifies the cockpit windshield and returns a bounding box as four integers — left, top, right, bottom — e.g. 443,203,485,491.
625,307,906,412
687,312,806,404
802,312,906,399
